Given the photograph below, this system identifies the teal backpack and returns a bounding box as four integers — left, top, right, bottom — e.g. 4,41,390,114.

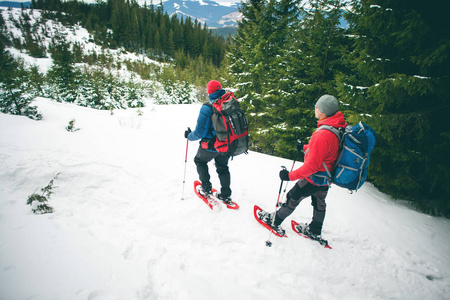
310,122,377,192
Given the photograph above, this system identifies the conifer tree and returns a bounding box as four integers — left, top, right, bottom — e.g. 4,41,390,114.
1,14,40,119
276,0,349,155
336,0,450,215
229,0,286,154
47,36,79,102
230,0,348,157
110,0,129,48
0,44,41,119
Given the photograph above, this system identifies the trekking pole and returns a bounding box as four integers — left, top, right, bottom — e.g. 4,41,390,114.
181,136,189,200
266,166,287,247
279,138,301,205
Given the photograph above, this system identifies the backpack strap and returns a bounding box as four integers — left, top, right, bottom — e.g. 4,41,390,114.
203,102,216,138
317,125,342,140
316,125,345,181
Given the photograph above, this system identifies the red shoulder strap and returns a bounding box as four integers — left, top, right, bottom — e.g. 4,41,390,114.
213,92,235,110
221,91,234,101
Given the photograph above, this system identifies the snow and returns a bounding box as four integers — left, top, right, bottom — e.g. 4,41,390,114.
212,0,237,7
414,75,430,80
1,97,450,300
2,7,166,77
6,47,53,74
167,0,238,7
217,11,242,25
197,0,209,6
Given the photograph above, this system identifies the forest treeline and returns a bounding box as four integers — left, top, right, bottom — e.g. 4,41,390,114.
1,0,449,216
0,0,228,115
228,0,449,216
29,0,228,90
31,0,227,68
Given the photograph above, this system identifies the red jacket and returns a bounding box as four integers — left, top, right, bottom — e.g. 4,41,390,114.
289,112,347,183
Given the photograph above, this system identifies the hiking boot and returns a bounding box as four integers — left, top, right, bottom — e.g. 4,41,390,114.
216,193,232,205
271,224,286,236
198,185,213,198
296,223,321,240
258,210,286,236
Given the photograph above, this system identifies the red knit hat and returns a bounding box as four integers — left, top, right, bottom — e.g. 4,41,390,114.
207,80,221,95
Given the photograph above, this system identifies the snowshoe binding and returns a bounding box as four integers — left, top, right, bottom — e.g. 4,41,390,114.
194,181,220,211
216,193,233,205
291,220,331,249
198,185,213,198
253,205,287,238
194,181,239,210
215,192,239,209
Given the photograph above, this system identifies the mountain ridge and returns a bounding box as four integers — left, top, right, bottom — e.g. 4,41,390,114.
0,0,241,28
0,1,30,8
162,0,241,28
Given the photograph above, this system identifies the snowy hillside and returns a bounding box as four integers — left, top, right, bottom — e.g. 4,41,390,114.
1,98,449,300
1,7,165,76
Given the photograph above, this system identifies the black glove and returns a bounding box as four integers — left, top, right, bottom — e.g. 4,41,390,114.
184,127,192,138
279,170,290,181
296,139,303,153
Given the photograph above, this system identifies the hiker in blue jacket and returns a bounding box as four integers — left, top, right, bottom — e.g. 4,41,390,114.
184,80,232,204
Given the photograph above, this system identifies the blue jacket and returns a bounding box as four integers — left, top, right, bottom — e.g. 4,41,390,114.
188,89,226,144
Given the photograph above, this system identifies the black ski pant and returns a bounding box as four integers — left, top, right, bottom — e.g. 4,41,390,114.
194,146,231,197
274,178,329,235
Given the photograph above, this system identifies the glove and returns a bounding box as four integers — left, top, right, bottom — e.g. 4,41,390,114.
296,139,303,153
279,169,290,181
184,127,192,138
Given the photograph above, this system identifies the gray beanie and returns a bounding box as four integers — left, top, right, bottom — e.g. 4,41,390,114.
316,95,338,117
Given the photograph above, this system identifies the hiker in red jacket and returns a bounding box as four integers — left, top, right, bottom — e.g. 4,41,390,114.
259,95,347,238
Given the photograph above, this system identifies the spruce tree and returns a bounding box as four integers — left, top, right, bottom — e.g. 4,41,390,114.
47,36,79,103
0,36,41,119
230,0,348,157
277,0,349,155
229,0,297,154
337,0,450,215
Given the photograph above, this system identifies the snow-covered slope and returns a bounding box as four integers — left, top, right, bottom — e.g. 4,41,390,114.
0,98,449,300
1,7,165,74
